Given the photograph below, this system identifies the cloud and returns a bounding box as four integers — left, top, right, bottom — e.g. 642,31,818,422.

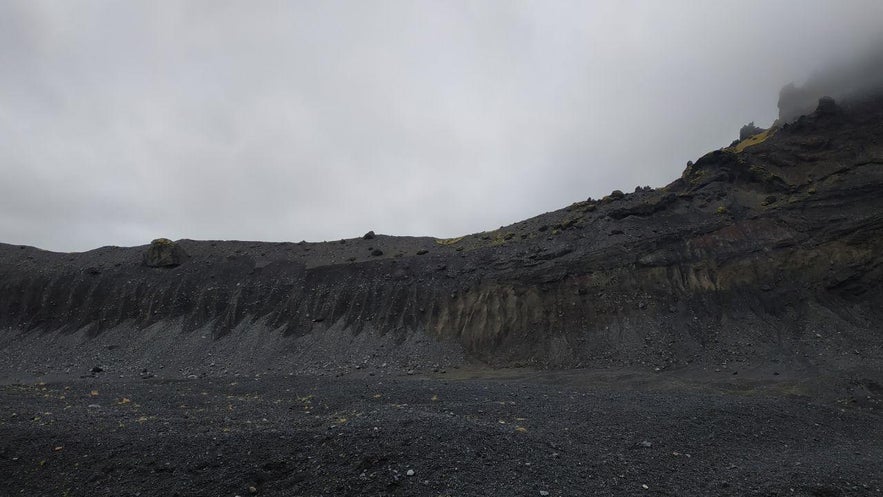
779,40,883,121
2,0,883,251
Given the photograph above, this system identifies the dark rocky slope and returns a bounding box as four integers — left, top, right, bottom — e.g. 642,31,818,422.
2,96,882,378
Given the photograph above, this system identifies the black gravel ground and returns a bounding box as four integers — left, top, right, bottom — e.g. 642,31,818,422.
1,368,881,497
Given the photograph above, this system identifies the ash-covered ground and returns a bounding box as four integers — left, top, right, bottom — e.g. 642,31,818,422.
1,366,881,497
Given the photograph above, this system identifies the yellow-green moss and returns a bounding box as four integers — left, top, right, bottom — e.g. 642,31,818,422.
568,200,598,214
435,236,464,246
688,169,706,185
730,128,776,153
489,232,513,246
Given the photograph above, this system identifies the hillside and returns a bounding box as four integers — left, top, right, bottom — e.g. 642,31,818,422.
1,95,882,380
3,94,883,497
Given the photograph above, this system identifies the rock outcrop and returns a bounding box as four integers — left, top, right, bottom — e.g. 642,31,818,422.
739,122,766,140
143,238,188,267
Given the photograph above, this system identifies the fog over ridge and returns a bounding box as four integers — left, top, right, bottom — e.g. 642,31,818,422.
778,40,883,122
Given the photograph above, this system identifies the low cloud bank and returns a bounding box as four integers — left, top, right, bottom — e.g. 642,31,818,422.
779,42,883,122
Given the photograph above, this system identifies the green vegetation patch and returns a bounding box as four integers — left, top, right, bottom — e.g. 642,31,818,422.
436,236,464,246
730,128,776,153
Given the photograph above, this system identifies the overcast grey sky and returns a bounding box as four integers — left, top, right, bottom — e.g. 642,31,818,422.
1,1,881,252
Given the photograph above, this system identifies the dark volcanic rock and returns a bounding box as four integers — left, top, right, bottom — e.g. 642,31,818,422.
816,95,840,115
143,238,188,267
2,371,880,497
1,95,883,373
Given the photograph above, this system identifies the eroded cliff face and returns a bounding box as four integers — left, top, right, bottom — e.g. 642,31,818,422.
1,96,882,373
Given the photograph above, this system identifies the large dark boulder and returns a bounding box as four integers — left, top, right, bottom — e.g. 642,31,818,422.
143,238,188,267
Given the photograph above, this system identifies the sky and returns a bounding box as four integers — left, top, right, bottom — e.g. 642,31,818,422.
1,1,882,252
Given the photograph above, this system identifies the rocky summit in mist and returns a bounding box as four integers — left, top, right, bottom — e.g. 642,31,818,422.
1,87,881,377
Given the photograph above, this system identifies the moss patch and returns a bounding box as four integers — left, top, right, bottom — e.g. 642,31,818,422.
435,236,464,246
730,128,776,153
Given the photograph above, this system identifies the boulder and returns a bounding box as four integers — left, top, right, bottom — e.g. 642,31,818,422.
144,238,188,267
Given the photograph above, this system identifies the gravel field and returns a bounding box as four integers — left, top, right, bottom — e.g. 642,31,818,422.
1,368,881,497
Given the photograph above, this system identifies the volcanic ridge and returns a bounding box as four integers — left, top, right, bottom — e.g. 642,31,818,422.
2,94,883,378
2,89,883,497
